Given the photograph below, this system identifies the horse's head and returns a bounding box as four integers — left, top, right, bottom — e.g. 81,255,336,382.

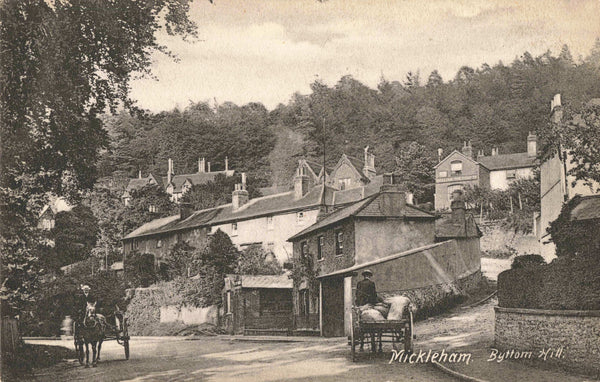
86,302,97,317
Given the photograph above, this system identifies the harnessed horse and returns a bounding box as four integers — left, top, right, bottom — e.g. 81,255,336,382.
77,302,106,367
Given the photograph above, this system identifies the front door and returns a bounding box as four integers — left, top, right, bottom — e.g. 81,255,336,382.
321,276,345,337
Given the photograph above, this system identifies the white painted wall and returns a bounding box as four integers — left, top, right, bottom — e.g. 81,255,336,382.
211,208,320,264
489,167,534,190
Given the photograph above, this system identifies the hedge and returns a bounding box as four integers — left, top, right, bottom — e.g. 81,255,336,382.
498,257,600,310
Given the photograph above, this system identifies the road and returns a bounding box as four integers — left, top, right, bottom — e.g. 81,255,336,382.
24,336,459,382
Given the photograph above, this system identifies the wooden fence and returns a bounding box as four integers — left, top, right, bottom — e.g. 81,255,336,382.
1,317,22,356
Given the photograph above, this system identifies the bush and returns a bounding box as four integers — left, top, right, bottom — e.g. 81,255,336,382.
549,195,600,259
498,257,600,310
511,254,546,269
124,252,160,288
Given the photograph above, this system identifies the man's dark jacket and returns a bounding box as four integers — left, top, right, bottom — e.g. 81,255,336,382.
75,292,98,320
356,278,377,306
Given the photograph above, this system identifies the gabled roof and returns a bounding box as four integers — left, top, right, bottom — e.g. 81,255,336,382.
162,170,235,193
123,207,223,239
330,154,370,184
224,274,292,289
434,150,479,169
477,152,536,171
570,195,600,221
333,175,383,204
288,189,435,241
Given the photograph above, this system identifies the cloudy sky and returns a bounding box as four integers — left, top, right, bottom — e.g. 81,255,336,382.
129,0,600,112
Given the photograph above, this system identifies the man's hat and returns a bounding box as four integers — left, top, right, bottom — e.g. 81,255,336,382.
81,284,91,291
362,269,373,276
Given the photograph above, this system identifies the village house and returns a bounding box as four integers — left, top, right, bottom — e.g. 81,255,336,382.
222,274,293,335
121,157,235,205
434,135,537,210
122,148,385,267
537,94,600,260
288,175,482,337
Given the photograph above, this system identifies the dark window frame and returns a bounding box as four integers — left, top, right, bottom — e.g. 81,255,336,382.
317,236,324,260
335,230,344,256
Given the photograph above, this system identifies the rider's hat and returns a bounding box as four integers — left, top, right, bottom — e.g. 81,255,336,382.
362,269,373,276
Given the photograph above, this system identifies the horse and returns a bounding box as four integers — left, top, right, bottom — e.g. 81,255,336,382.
77,302,106,367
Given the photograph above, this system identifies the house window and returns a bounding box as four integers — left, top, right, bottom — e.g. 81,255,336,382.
266,216,274,230
133,240,139,250
299,289,310,316
148,205,156,213
156,239,163,248
339,178,351,190
317,236,324,260
448,184,464,201
301,241,308,259
297,211,305,224
231,222,238,236
335,230,344,256
438,171,447,178
450,161,463,176
506,169,516,179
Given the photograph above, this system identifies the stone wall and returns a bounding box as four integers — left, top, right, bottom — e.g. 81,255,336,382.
494,307,600,375
479,222,539,255
160,305,218,325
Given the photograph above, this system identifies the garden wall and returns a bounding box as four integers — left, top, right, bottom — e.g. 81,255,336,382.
495,307,600,376
160,305,218,325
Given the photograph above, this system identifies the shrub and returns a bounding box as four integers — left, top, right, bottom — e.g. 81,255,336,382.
124,252,160,288
511,254,546,269
237,244,283,275
498,257,600,310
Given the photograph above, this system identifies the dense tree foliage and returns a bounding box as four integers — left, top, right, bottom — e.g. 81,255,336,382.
549,195,600,259
393,142,436,203
119,185,178,235
0,0,195,315
52,205,99,270
237,244,283,276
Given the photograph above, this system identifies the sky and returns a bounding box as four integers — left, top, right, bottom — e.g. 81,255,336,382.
129,0,600,112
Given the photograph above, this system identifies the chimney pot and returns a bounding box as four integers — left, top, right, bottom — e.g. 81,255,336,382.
225,156,229,171
207,161,211,173
241,172,247,190
198,158,205,173
179,202,193,220
232,184,249,210
168,158,173,184
138,170,142,179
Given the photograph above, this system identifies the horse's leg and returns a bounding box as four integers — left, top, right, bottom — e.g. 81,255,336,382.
92,341,97,367
85,342,90,367
97,338,102,361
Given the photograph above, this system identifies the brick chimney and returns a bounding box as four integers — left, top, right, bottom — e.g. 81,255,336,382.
461,141,473,159
491,147,499,156
450,189,466,223
179,202,193,220
138,170,142,179
225,156,229,171
527,132,537,157
232,173,248,210
477,149,484,159
294,162,310,200
207,161,211,173
167,158,174,184
379,173,407,215
198,158,205,173
363,146,376,179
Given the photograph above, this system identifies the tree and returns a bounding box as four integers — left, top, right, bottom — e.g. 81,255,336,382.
119,184,178,236
166,241,204,280
124,252,159,288
393,142,436,203
426,70,443,88
237,244,283,275
202,229,240,276
0,0,196,315
52,205,99,269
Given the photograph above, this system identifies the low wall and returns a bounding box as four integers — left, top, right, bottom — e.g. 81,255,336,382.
160,305,218,325
495,307,600,375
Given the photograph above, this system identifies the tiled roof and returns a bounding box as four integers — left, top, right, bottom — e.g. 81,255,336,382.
259,185,290,196
333,175,384,205
570,195,600,221
289,190,435,241
126,178,150,192
164,170,235,193
225,274,292,289
124,207,224,239
477,152,536,171
435,213,481,238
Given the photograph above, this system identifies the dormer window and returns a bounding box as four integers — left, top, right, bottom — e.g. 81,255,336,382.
339,178,351,190
450,161,463,176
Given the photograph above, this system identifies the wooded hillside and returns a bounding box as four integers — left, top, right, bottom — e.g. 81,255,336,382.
100,42,600,188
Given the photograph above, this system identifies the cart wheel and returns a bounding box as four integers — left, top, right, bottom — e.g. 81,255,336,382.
124,339,130,360
404,324,413,353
